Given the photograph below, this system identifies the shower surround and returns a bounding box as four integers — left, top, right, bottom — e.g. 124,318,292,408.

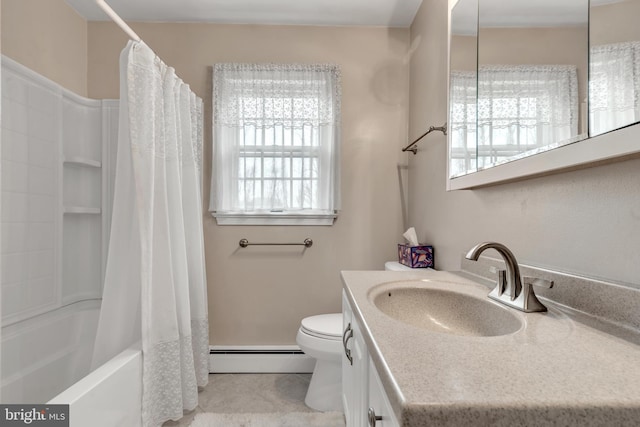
0,56,120,407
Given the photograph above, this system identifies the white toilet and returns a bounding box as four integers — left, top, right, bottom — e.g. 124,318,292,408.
384,261,415,271
296,313,343,411
296,261,416,412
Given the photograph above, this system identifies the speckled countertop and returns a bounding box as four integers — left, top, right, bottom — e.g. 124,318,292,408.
341,269,640,427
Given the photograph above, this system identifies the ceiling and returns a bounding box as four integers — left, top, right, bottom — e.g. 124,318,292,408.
451,0,627,35
452,0,592,35
64,0,424,27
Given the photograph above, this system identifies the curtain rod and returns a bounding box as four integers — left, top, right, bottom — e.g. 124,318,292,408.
94,0,200,100
401,123,447,155
95,0,141,42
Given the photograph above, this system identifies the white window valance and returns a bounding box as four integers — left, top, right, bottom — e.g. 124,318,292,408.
210,63,341,225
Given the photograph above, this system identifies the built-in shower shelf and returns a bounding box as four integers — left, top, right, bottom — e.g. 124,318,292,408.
63,207,101,215
63,157,102,168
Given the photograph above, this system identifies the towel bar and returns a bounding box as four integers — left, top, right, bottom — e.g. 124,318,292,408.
239,238,313,248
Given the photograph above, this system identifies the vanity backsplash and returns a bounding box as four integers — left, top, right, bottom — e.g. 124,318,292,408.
459,254,640,334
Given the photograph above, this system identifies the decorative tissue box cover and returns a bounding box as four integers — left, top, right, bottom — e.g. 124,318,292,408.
397,244,434,268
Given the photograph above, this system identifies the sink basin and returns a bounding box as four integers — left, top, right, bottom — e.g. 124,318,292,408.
371,283,523,337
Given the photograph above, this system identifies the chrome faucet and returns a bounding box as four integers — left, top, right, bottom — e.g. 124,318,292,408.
465,242,553,313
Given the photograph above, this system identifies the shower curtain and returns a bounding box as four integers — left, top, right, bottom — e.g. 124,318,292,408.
91,40,208,427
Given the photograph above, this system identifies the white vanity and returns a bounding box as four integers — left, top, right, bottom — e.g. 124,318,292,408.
341,267,640,426
343,290,399,427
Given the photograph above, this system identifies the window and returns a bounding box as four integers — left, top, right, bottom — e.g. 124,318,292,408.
590,41,640,136
477,65,579,168
451,65,579,174
210,64,341,225
449,70,478,177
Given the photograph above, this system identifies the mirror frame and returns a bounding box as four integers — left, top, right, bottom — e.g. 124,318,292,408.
446,0,640,191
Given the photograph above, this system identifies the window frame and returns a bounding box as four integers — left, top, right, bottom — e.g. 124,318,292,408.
210,63,340,226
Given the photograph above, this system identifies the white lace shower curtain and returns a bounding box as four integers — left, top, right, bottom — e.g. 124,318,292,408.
91,40,208,427
590,41,640,136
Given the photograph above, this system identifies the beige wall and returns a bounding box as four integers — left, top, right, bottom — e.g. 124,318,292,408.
478,27,587,69
450,35,476,71
409,0,640,287
452,28,588,80
591,0,640,45
1,0,87,96
479,27,588,129
451,27,589,133
88,22,409,345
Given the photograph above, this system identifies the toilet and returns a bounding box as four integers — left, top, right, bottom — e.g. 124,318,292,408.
296,313,343,411
384,261,415,271
296,261,416,412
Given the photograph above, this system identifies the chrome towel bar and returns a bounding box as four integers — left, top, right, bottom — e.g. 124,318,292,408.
402,123,447,154
239,238,313,248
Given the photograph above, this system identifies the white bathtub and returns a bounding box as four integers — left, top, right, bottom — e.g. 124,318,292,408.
1,300,142,426
48,344,142,427
1,300,100,403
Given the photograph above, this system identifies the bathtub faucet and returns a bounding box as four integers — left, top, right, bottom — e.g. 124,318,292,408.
465,242,553,313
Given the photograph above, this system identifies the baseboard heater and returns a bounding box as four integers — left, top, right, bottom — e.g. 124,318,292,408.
209,346,316,374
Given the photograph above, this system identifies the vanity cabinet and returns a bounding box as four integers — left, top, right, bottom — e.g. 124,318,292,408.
342,291,399,427
368,357,399,427
342,291,368,427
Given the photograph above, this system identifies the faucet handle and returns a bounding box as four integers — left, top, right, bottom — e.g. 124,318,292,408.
521,277,554,312
523,277,554,290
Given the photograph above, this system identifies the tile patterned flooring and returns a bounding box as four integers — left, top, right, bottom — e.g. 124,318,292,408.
162,373,315,426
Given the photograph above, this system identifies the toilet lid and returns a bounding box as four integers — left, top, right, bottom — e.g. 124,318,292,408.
301,313,342,339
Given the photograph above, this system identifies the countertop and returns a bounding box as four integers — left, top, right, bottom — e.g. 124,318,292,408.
341,269,640,426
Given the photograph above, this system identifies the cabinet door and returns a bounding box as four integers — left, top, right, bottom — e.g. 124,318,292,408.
367,357,399,427
342,293,355,424
342,292,369,427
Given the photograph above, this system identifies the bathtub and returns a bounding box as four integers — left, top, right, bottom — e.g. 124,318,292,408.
1,300,100,403
1,300,142,427
48,344,141,427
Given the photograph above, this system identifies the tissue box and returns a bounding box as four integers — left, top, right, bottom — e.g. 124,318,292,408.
397,244,434,268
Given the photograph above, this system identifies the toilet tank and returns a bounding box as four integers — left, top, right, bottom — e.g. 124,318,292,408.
384,261,415,271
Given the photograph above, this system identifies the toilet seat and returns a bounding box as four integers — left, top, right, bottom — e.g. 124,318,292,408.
300,314,342,340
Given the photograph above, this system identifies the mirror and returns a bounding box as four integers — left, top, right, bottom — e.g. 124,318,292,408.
477,0,588,170
447,0,640,187
589,0,640,137
449,0,478,177
449,0,589,178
